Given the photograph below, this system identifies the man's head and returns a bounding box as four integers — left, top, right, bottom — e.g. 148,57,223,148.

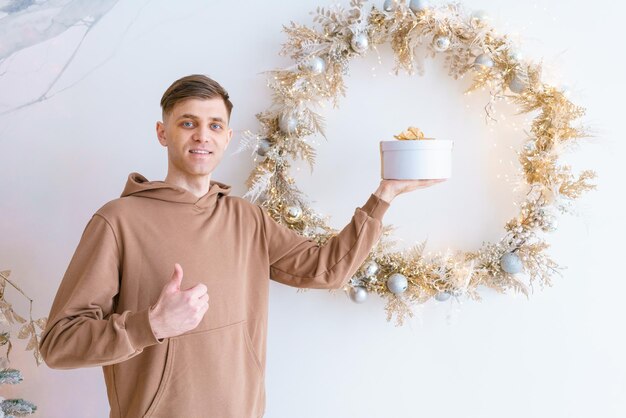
156,75,234,184
160,74,233,122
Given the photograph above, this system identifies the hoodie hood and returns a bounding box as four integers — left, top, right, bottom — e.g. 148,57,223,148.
121,172,231,209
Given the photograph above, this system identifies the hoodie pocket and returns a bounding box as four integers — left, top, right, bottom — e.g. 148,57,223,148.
143,320,264,418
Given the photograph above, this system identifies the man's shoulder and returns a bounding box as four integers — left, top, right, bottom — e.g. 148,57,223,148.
93,195,142,221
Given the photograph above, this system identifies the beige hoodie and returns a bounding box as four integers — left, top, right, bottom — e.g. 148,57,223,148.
40,172,390,418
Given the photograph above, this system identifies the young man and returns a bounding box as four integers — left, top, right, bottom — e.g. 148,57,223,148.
40,75,445,417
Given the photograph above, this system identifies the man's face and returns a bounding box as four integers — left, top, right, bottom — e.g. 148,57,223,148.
156,97,233,181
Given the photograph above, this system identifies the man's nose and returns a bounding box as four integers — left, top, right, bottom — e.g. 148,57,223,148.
193,126,211,142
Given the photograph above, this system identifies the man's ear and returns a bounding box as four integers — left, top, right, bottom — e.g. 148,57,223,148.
224,128,234,149
156,121,167,147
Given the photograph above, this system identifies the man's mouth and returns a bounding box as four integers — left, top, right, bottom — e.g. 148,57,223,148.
189,150,213,155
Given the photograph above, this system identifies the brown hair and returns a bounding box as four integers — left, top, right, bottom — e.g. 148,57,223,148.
160,74,233,120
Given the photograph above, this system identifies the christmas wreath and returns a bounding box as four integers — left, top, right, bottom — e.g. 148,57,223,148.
238,0,596,325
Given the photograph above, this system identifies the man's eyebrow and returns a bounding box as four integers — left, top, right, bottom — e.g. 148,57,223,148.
175,114,225,123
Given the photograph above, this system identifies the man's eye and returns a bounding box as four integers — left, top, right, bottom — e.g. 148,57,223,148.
211,123,222,130
182,121,194,128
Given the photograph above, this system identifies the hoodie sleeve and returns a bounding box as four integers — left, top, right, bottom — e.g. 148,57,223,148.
39,214,162,369
261,193,390,289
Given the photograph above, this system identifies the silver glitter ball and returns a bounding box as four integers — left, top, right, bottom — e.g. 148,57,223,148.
349,286,368,303
256,138,271,156
363,260,379,278
303,56,326,75
509,75,527,93
350,33,369,54
432,35,451,52
500,252,524,274
284,205,302,223
434,292,451,302
278,112,298,135
386,273,408,294
470,10,490,27
473,53,494,70
409,0,428,13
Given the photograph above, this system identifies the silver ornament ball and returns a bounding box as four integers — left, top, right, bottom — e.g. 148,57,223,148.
434,292,451,302
303,56,326,75
278,112,298,135
470,10,490,26
500,252,524,274
473,53,494,70
284,205,303,223
383,0,395,12
432,35,451,52
524,141,536,153
256,138,271,156
363,260,379,278
386,273,408,294
350,33,369,54
409,0,428,13
349,286,368,303
540,211,558,232
509,75,527,94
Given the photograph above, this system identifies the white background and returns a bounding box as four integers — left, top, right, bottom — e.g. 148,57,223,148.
1,0,624,417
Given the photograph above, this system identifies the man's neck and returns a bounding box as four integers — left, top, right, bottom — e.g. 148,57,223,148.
164,172,212,199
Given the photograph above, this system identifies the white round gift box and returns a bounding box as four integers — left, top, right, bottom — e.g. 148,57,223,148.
380,139,454,180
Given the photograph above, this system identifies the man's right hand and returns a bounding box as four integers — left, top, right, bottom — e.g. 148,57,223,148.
148,263,210,340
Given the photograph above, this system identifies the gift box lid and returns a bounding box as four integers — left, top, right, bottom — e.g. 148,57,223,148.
380,139,453,151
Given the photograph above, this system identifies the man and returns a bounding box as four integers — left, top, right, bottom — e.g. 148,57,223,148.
40,74,445,417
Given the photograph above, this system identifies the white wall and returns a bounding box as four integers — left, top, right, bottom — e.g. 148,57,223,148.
1,0,624,417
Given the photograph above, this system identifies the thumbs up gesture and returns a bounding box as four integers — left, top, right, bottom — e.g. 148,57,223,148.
148,263,210,340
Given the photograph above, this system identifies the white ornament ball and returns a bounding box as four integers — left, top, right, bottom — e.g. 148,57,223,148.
500,252,524,274
560,84,572,99
509,75,527,93
435,292,451,302
349,286,368,303
508,50,524,63
284,205,303,223
363,260,379,278
541,211,558,232
386,273,408,294
278,112,298,135
350,33,369,54
303,56,326,75
409,0,428,13
524,141,536,153
473,53,494,70
470,9,490,26
256,138,271,156
432,35,451,52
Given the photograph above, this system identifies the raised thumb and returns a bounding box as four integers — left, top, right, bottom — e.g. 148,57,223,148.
167,263,183,292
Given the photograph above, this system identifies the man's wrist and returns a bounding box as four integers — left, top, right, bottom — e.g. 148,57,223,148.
374,184,395,203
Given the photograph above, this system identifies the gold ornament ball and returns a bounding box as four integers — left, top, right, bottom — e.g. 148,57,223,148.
284,205,303,223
